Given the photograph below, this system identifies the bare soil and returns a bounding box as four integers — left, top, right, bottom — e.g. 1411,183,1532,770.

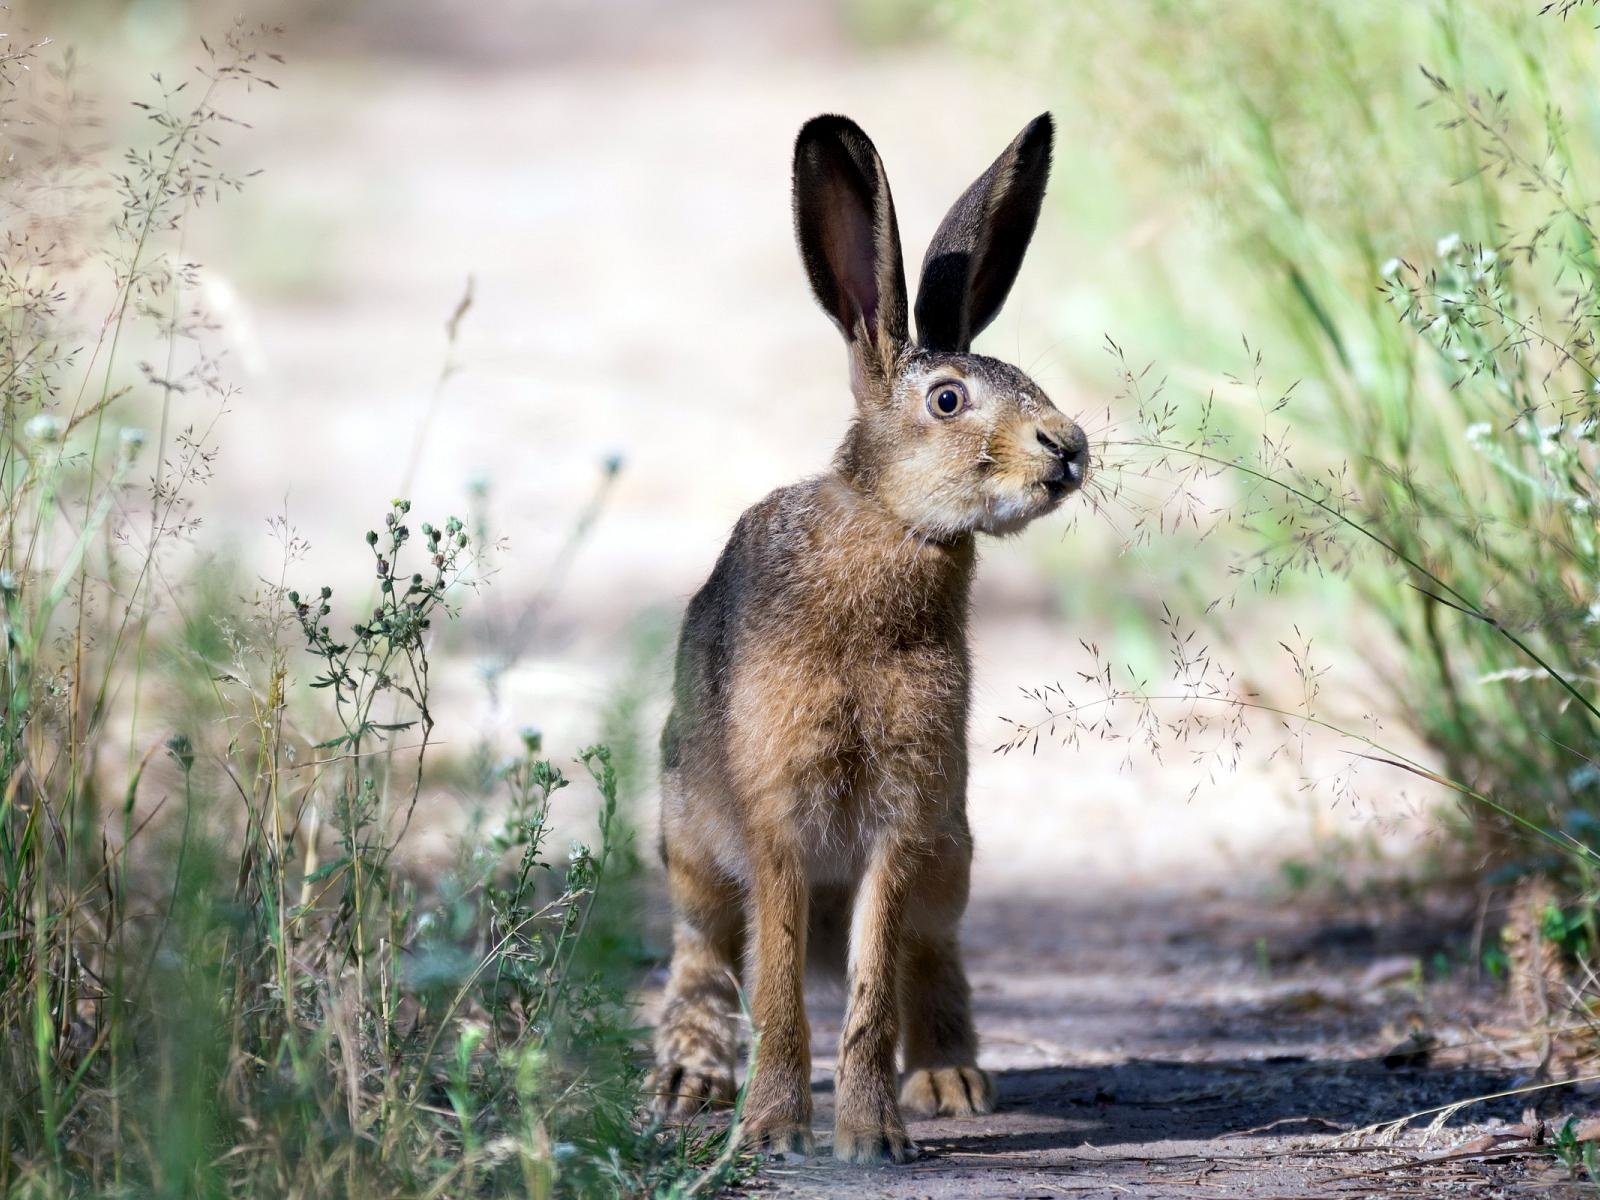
646,886,1586,1199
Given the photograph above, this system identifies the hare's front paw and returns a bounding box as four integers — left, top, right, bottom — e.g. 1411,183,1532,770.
899,1065,996,1117
833,1120,918,1165
741,1119,815,1161
648,1062,736,1121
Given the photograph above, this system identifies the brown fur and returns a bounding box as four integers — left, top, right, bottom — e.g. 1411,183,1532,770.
650,113,1084,1164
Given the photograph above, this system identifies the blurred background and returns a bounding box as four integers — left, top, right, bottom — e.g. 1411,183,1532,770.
9,0,1461,890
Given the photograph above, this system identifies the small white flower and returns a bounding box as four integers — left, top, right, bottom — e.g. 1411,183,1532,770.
24,413,63,442
1464,421,1492,445
119,427,146,459
1379,257,1403,279
1436,232,1463,259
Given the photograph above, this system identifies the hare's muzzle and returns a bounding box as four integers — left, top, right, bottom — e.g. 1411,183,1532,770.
1037,429,1090,496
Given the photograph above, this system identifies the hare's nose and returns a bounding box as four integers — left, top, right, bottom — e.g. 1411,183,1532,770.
1037,429,1089,487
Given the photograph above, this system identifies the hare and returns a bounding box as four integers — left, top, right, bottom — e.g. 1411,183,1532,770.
650,112,1087,1165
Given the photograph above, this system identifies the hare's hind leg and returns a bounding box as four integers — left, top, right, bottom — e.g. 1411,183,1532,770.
897,847,996,1118
651,848,742,1120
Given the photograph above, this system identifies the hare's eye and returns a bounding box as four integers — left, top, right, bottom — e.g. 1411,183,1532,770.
928,381,968,419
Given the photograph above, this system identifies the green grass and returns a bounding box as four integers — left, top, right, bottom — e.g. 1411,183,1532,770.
0,27,743,1198
936,0,1600,1040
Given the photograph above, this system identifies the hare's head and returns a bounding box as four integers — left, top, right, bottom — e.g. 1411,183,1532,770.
794,113,1087,540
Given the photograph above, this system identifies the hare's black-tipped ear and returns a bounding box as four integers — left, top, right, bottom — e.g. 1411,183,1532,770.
793,115,908,355
915,113,1053,353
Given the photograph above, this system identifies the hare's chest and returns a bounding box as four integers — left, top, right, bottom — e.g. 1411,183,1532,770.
719,525,973,833
768,560,967,745
727,626,969,834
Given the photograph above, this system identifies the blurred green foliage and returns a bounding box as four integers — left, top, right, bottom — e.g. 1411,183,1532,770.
0,27,733,1195
931,0,1600,875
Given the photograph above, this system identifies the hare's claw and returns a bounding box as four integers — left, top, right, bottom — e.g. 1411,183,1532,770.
649,1063,735,1121
833,1122,918,1165
900,1065,996,1117
743,1120,815,1161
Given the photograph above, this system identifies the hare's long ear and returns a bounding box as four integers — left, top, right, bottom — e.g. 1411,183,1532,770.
793,115,908,360
914,113,1053,353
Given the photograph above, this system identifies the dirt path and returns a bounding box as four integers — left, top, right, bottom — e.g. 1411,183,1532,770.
664,886,1578,1199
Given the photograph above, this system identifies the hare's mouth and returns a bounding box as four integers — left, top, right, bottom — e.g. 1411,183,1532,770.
1042,464,1087,502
